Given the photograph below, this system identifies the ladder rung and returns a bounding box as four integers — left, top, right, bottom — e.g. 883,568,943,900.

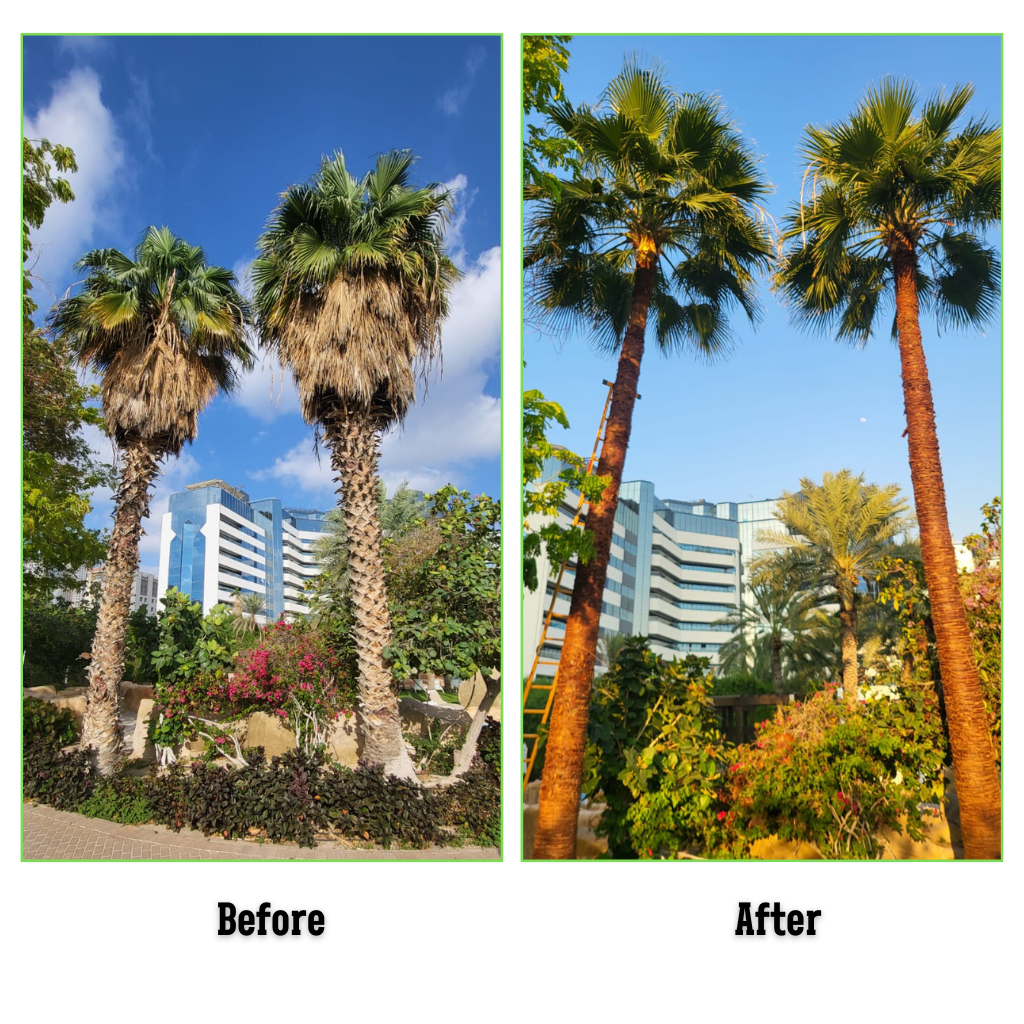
528,683,554,691
523,708,548,715
536,659,561,665
548,612,568,620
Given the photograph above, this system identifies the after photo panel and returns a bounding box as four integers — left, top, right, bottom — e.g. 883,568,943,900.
522,33,1001,861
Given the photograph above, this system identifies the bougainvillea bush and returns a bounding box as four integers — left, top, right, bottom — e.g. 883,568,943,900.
720,685,947,859
151,618,357,761
960,498,1001,769
582,639,732,860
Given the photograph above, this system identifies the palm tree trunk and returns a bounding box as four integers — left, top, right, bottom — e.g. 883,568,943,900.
838,594,858,707
326,404,416,781
82,438,159,776
891,249,1001,858
532,252,658,860
770,637,784,696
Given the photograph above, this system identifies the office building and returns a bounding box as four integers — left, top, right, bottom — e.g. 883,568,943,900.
523,463,781,674
157,480,328,621
53,564,159,616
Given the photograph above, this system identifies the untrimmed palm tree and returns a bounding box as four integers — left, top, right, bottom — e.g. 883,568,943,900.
50,226,252,774
714,580,822,695
525,60,773,858
753,471,911,707
595,631,630,675
774,78,1001,858
252,151,458,778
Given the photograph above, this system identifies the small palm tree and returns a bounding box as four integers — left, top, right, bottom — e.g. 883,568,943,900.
753,471,911,707
234,591,267,635
595,631,630,675
50,226,252,774
774,78,1001,858
525,60,774,858
714,580,822,696
252,151,458,778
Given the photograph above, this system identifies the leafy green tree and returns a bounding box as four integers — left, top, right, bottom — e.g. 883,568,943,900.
522,35,578,197
583,638,730,859
522,388,608,591
525,60,773,859
774,77,1001,859
23,137,112,598
124,605,161,683
23,598,99,690
252,150,459,779
385,487,500,683
753,471,911,707
50,228,253,775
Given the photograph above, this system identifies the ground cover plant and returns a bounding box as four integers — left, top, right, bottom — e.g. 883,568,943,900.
23,700,501,850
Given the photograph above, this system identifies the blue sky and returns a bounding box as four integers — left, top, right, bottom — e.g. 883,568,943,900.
524,34,1002,542
23,34,501,572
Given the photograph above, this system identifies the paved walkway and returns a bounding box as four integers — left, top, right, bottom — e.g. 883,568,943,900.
22,804,499,861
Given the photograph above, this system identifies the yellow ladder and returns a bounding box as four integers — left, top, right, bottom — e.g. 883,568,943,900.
522,380,615,791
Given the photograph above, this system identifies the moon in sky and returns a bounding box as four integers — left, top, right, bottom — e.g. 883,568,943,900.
860,417,866,422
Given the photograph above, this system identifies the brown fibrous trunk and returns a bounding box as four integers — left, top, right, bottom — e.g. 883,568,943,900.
838,593,859,707
82,438,160,776
326,403,416,781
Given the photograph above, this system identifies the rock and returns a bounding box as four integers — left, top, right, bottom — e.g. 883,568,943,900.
120,681,155,713
458,674,488,710
327,714,361,768
23,686,57,699
52,695,87,730
55,686,88,699
131,699,156,762
246,711,297,758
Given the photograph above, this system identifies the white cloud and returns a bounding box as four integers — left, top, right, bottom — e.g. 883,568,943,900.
251,243,501,503
23,68,127,298
437,45,487,117
56,36,113,60
440,174,479,268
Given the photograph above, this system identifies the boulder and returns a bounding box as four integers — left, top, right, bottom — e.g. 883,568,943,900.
131,699,156,762
328,713,361,768
24,686,57,699
52,695,87,730
246,711,297,758
120,681,155,714
55,686,88,699
458,674,488,710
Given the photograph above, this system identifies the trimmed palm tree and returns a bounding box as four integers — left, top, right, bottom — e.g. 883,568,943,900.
714,580,822,696
49,226,252,775
753,471,911,707
524,61,774,859
252,151,458,778
774,78,1001,858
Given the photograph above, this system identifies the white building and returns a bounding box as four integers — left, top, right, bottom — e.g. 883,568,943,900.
157,480,328,620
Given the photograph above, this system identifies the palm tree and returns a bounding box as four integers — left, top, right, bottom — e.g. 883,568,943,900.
524,60,773,859
714,580,822,696
252,151,458,778
233,591,267,636
774,78,1001,858
49,226,252,774
595,631,630,675
753,471,911,707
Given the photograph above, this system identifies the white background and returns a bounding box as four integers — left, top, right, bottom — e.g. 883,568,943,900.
5,8,1018,1022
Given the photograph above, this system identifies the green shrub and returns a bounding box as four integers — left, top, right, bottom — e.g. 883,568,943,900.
23,598,97,689
78,777,153,825
23,698,79,749
583,638,732,859
722,685,947,859
439,758,500,847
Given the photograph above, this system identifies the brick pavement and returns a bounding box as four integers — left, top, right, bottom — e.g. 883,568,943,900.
22,803,499,861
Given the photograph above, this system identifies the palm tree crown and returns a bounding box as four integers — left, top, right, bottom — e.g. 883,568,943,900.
525,59,774,354
251,150,460,429
774,77,1000,339
50,225,253,451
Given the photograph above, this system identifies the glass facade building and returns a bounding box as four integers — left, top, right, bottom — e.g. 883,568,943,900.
523,461,780,674
157,480,328,621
